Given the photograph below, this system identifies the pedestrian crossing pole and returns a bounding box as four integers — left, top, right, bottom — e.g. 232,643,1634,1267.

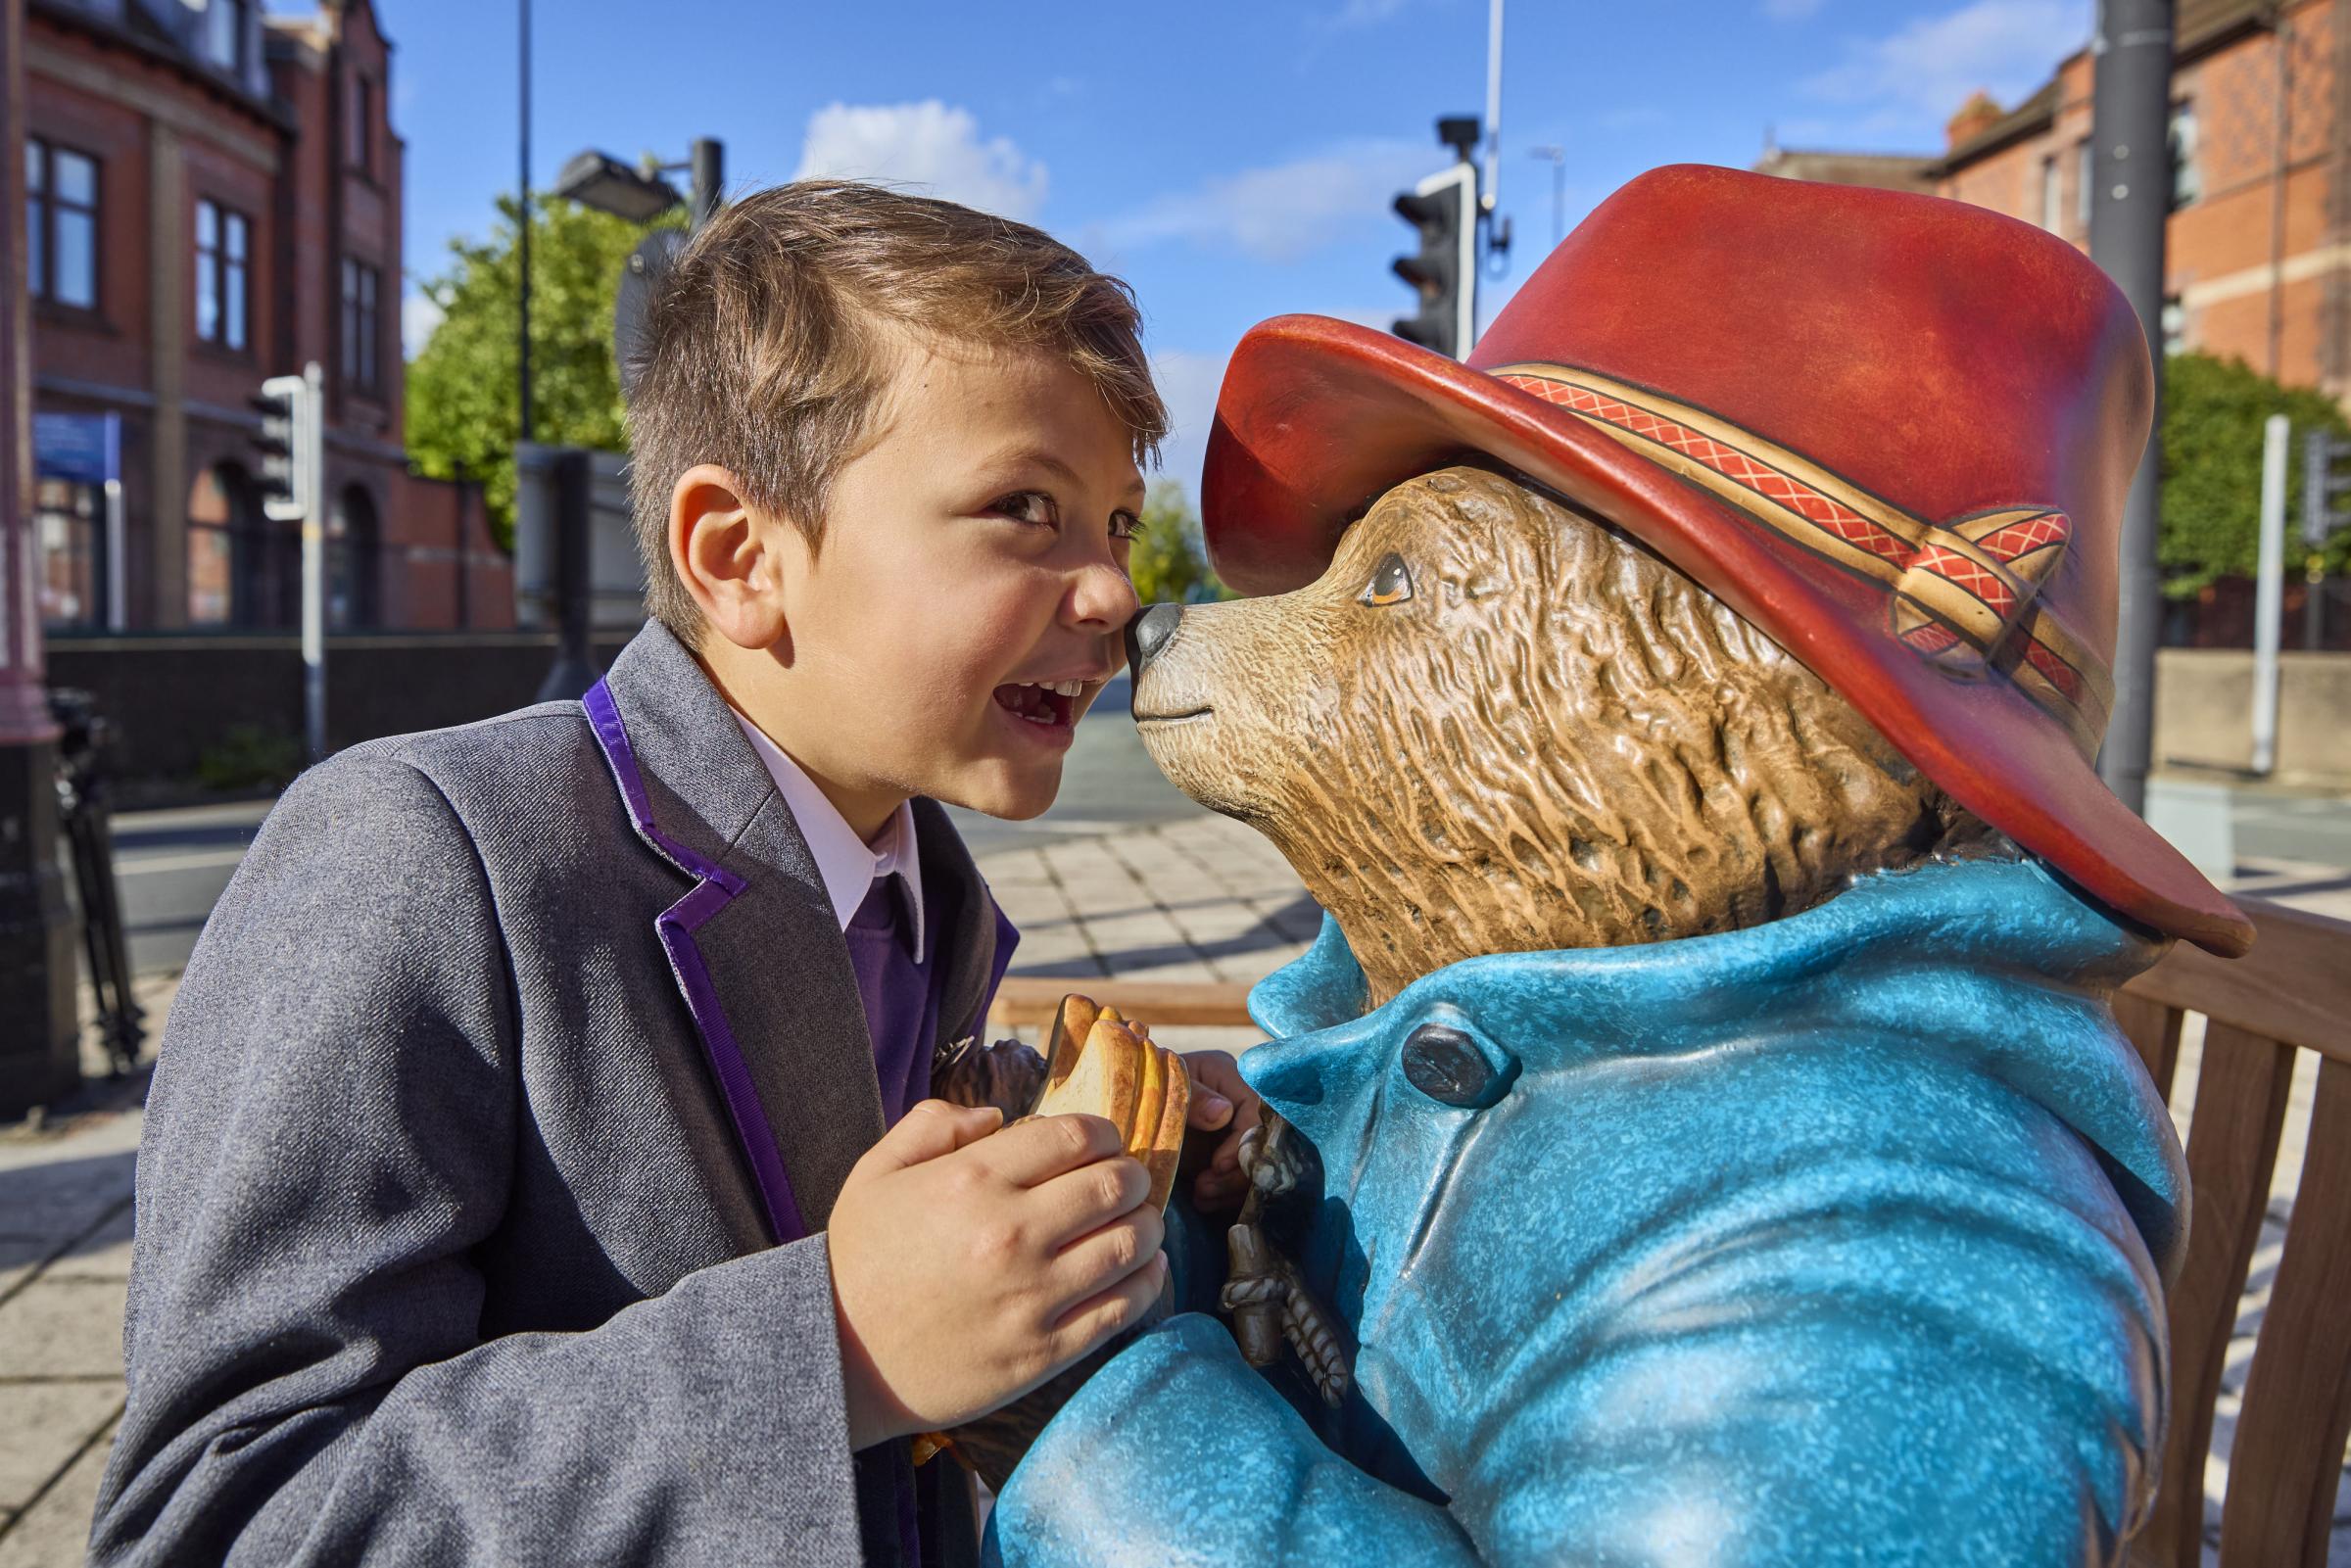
256,363,326,761
2087,0,2175,815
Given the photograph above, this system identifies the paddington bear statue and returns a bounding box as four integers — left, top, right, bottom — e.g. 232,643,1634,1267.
982,166,2255,1565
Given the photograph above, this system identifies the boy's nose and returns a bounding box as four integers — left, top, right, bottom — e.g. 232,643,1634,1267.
1125,603,1182,674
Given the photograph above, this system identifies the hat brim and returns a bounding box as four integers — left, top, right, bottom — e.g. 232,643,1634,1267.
1200,314,2253,958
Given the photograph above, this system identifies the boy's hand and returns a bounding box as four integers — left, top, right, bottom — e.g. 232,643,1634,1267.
826,1100,1166,1450
1182,1051,1264,1214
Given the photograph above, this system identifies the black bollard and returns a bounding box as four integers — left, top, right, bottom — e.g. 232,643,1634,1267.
50,689,143,1076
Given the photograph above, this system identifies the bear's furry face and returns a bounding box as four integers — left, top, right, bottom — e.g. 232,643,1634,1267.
1133,464,1991,1007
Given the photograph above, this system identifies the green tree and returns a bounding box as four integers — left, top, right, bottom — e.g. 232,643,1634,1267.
406,196,678,546
2160,351,2351,596
1128,481,1238,604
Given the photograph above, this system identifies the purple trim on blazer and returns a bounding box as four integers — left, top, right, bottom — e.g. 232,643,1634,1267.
583,679,809,1246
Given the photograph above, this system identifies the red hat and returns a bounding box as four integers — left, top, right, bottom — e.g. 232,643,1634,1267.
1200,163,2252,957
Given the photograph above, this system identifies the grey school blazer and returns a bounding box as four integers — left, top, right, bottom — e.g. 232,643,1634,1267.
89,622,1013,1567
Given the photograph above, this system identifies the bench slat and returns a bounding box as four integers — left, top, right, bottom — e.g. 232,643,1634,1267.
2113,990,2186,1101
2216,1054,2351,1568
988,976,1258,1030
2142,1024,2299,1568
2128,899,2351,1067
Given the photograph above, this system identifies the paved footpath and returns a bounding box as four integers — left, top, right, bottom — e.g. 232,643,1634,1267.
2,813,2345,1563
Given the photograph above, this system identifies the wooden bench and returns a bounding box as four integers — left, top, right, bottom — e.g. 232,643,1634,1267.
992,898,2351,1565
2120,896,2351,1567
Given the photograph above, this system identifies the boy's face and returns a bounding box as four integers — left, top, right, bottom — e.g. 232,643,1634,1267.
706,335,1145,826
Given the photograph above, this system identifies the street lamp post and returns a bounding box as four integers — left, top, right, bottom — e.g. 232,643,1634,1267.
530,136,724,701
552,137,725,235
517,0,531,446
2088,0,2176,816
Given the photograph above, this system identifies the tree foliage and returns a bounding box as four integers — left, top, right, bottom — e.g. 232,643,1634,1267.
2160,351,2351,596
1127,482,1238,604
406,196,677,546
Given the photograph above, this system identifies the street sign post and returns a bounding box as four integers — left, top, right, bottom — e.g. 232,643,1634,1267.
2252,415,2288,775
2300,427,2351,649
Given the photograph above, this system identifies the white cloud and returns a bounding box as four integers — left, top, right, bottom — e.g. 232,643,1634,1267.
1148,348,1229,496
1327,0,1411,25
793,101,1048,221
1100,139,1438,264
1763,0,1825,19
1801,0,2088,126
402,288,445,361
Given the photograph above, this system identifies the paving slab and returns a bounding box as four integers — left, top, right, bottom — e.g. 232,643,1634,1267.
0,1280,128,1381
0,1243,58,1306
0,1416,116,1568
0,1384,122,1516
0,1152,135,1252
39,1203,133,1283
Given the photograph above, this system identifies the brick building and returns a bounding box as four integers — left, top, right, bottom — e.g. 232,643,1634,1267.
1770,0,2351,402
24,0,508,634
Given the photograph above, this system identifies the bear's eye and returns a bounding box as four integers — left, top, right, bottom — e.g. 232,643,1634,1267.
1361,552,1414,606
1399,1020,1518,1110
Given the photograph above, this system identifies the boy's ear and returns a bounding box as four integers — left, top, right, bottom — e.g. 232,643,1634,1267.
671,464,792,651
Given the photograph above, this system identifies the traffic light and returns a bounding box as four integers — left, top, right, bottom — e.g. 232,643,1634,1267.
2302,429,2351,549
249,369,320,524
1392,163,1476,359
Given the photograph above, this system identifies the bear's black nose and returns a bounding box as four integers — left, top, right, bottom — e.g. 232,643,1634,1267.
1126,602,1183,674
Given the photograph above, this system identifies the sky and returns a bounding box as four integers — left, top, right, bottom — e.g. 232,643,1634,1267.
384,0,2098,500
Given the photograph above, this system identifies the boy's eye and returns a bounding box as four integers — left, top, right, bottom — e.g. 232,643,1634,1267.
1110,510,1145,543
992,491,1059,527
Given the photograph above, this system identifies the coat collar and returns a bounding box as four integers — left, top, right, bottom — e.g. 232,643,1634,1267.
593,622,1004,1239
729,710,930,962
1243,855,2186,1278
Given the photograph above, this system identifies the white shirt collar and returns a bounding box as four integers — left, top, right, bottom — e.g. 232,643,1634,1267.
730,711,927,962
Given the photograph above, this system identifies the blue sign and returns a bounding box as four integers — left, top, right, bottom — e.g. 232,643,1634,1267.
33,411,119,486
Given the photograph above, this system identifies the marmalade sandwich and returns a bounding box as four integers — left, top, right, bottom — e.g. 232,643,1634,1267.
911,994,1193,1483
1023,995,1190,1213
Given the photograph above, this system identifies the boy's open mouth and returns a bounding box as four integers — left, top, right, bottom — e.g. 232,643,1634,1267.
992,680,1081,729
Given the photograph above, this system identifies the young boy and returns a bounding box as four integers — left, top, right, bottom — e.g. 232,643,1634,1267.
91,181,1255,1566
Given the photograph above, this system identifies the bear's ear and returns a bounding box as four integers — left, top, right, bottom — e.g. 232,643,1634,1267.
1360,552,1414,606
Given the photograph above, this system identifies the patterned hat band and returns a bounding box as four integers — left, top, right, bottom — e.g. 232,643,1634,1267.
1493,362,2114,761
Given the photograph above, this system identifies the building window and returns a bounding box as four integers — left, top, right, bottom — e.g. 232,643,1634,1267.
195,199,250,351
26,139,99,310
2170,101,2201,209
2039,154,2060,231
348,73,375,175
190,462,299,628
2076,139,2093,232
330,485,381,629
34,476,102,629
342,260,382,389
2160,295,2186,357
187,464,241,626
202,0,247,73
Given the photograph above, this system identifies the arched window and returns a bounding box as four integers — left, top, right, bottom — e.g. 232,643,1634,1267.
189,461,297,627
187,462,244,626
329,484,380,629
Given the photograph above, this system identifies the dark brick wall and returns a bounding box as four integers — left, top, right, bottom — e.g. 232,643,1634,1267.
46,632,638,795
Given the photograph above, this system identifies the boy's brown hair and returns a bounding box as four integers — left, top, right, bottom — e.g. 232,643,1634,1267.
624,179,1169,641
